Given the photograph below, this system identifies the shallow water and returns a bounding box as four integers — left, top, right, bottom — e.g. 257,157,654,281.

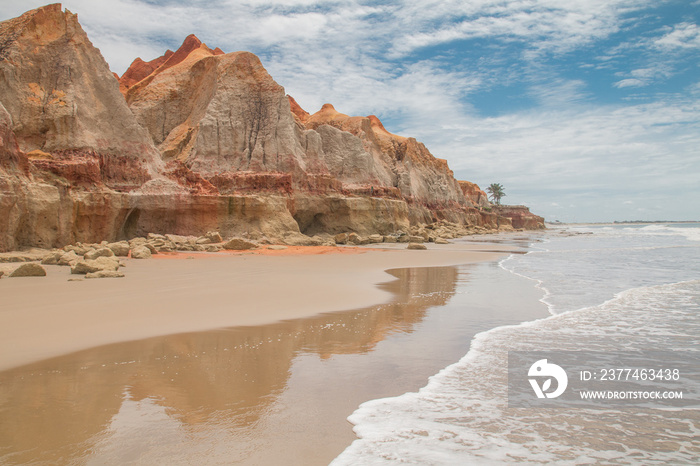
0,258,547,465
334,224,700,465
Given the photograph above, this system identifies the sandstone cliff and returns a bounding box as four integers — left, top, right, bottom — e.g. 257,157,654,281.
494,205,545,230
0,4,543,252
119,33,490,231
0,4,165,191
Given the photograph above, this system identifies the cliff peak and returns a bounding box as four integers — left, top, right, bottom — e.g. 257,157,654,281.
119,34,217,95
0,0,163,190
287,95,310,124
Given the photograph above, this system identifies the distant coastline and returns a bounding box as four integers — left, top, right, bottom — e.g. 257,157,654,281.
547,220,699,225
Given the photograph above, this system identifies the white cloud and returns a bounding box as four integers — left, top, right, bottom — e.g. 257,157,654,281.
614,78,645,88
443,98,700,221
654,22,700,50
1,0,697,222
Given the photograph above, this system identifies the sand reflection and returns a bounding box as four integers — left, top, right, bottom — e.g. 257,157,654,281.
0,266,459,465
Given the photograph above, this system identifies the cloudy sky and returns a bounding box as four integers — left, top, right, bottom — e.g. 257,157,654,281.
2,0,699,222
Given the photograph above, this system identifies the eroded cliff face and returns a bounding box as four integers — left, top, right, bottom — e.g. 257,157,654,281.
119,33,493,234
0,4,165,191
0,4,542,252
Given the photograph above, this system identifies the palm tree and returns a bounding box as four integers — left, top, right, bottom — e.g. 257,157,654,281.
487,183,505,205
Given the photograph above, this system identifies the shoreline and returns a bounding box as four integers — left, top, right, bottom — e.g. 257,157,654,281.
0,238,551,465
0,242,523,372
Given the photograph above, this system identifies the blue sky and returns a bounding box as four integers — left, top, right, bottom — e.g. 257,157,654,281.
2,0,699,222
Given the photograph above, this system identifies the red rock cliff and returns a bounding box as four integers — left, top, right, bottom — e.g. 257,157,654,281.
0,4,543,251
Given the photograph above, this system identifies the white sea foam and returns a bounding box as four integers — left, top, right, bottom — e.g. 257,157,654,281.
333,225,700,465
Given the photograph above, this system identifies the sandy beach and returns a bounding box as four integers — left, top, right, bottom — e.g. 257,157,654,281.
0,242,519,372
0,238,551,465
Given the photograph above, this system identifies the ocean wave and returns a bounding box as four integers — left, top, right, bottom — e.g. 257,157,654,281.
334,225,700,464
333,279,700,465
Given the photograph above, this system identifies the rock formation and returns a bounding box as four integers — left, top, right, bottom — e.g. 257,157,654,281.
458,181,489,208
0,4,543,253
494,205,545,230
0,4,163,190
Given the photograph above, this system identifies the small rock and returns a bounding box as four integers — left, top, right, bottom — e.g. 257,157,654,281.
0,271,4,278
268,245,288,250
41,250,64,265
128,238,147,249
94,256,121,271
347,233,362,245
223,238,259,250
368,234,384,244
84,247,115,260
85,270,125,279
166,234,190,244
10,263,47,277
63,244,90,256
143,243,158,253
281,234,323,246
205,231,223,243
131,245,152,259
204,244,222,252
107,241,130,256
334,233,348,245
407,243,427,250
435,238,450,244
58,250,80,266
71,257,120,274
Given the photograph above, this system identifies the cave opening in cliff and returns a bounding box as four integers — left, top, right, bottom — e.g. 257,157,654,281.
294,212,327,236
121,208,141,239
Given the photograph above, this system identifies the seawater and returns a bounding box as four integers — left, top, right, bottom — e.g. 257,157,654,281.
333,224,700,465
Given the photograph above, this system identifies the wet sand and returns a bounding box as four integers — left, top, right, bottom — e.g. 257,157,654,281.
0,240,549,465
0,243,517,372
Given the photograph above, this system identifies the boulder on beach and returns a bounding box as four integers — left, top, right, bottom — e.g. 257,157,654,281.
282,234,323,247
84,247,115,260
58,250,80,266
9,263,47,277
334,233,348,245
407,243,427,250
41,250,64,265
347,233,361,245
206,231,223,243
107,241,130,256
223,238,259,250
368,234,384,243
131,245,152,259
71,256,120,274
63,244,91,256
